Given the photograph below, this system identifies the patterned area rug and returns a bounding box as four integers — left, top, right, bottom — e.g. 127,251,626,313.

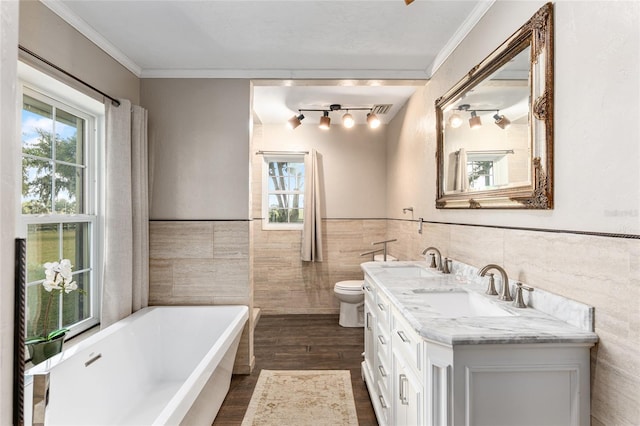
241,370,359,426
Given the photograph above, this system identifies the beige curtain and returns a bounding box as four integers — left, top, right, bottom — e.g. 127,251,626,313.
301,149,323,262
101,99,149,328
454,148,468,192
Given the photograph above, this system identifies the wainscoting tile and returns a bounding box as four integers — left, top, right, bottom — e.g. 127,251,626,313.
449,224,504,267
213,222,250,258
149,221,214,259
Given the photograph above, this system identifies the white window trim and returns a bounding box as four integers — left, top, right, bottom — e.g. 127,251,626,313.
262,154,305,231
18,63,104,338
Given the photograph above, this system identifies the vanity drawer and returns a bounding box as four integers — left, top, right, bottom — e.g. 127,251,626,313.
375,290,391,327
363,278,376,302
376,350,391,394
376,320,391,360
392,311,423,374
375,380,391,426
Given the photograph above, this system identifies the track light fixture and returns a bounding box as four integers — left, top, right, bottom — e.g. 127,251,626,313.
319,111,330,130
288,103,383,130
448,104,511,130
287,113,305,129
493,113,511,129
469,111,482,129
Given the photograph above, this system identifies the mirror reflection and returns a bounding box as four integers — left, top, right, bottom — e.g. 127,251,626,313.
435,3,553,209
443,46,531,194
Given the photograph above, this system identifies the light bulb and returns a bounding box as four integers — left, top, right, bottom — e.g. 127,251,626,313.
342,112,354,128
367,112,381,129
449,113,463,128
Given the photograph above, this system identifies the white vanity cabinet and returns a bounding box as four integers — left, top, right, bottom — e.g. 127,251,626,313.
361,271,595,426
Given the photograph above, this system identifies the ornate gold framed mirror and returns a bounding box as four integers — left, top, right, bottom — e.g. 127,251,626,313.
435,3,554,209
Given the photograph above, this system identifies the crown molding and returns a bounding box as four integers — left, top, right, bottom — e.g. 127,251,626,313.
428,0,496,77
40,0,142,77
140,68,431,80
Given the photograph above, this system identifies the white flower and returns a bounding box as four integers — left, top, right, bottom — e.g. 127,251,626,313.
63,280,78,294
42,279,61,292
41,259,76,293
58,259,73,281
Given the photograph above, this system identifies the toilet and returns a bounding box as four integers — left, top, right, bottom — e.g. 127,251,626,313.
334,255,397,327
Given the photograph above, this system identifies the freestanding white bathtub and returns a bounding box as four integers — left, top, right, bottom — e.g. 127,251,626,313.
24,305,249,425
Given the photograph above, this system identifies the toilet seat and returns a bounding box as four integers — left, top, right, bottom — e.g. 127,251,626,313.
334,280,364,292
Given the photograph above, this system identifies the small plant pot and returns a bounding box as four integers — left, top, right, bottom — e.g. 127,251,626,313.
27,335,64,365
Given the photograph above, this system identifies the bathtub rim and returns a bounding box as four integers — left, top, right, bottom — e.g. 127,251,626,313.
154,305,249,424
25,305,249,425
25,305,249,377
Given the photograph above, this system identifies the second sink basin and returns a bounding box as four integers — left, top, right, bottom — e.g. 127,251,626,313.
379,264,440,278
413,290,513,317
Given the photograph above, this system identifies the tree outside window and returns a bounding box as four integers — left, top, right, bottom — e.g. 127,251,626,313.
264,157,305,229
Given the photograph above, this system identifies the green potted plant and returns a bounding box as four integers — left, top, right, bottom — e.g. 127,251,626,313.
26,259,79,364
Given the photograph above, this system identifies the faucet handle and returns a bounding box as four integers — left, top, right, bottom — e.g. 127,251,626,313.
442,258,451,274
513,282,534,308
484,273,498,296
428,253,437,269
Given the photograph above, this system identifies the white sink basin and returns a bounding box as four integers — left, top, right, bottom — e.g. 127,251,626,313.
413,290,512,317
379,265,439,278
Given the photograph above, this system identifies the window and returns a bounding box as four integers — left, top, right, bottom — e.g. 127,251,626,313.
467,159,494,190
20,81,103,340
262,156,305,229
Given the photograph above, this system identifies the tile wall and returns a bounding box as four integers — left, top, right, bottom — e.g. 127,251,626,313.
388,219,640,426
252,219,387,314
148,220,254,374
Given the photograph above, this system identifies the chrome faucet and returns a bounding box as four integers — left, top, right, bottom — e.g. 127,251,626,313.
478,264,513,301
422,247,443,272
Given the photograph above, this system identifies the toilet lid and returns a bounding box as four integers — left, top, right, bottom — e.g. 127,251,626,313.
335,280,364,291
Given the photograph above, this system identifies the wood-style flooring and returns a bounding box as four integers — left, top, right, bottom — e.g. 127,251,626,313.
213,314,378,426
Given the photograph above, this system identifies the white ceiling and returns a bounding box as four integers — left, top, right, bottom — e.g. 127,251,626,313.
42,0,494,126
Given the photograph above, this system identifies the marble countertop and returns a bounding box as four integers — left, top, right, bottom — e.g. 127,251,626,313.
361,260,599,346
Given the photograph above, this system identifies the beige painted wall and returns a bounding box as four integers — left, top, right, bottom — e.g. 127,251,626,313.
384,2,640,424
19,0,140,104
141,79,252,220
253,123,388,219
389,0,640,236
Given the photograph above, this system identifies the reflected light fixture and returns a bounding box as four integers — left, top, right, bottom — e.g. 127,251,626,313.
287,113,305,129
449,113,463,128
493,112,511,129
367,112,381,129
469,111,482,129
342,111,355,128
319,111,331,130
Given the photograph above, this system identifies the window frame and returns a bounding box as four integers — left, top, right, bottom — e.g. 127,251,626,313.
18,69,104,340
261,154,305,231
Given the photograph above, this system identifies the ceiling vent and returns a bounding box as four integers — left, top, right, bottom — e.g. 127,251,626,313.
372,104,392,115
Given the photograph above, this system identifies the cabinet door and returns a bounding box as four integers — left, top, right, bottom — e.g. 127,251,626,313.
393,349,423,426
364,297,377,377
